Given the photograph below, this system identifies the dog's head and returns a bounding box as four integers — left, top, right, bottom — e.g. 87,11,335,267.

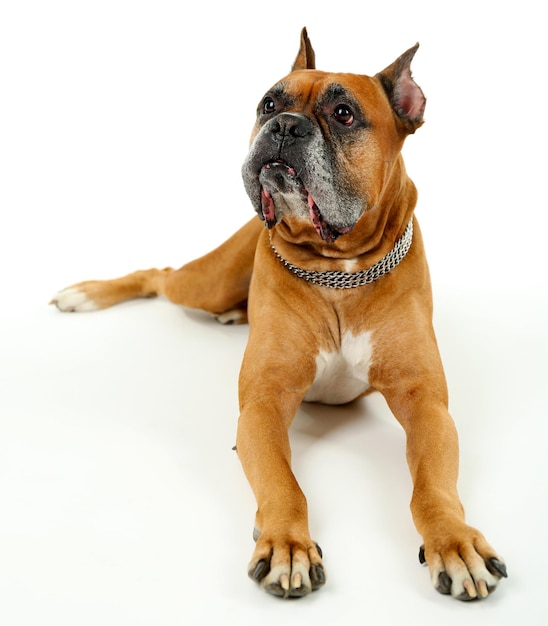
241,28,426,243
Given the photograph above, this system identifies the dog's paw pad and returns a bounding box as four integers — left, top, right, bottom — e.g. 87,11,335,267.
50,287,98,312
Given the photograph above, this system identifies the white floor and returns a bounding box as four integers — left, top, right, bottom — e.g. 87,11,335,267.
1,2,547,625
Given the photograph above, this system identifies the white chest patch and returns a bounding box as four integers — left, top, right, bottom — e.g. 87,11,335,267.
304,331,373,405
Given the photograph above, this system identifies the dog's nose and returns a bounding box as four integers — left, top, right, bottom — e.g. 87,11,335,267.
270,113,313,143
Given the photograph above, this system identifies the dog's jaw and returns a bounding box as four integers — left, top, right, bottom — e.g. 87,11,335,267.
258,161,354,243
259,161,304,228
306,194,354,243
241,111,366,243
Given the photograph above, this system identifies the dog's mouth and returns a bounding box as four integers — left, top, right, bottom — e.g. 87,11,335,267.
259,161,352,244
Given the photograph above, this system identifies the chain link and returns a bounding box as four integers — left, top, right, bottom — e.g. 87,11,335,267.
269,219,413,289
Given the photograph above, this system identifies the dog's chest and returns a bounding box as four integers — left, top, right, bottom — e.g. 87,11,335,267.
304,331,372,405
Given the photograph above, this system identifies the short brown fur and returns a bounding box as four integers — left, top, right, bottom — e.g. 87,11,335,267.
52,29,506,600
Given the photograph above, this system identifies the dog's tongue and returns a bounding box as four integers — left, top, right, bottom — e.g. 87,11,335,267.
261,189,276,228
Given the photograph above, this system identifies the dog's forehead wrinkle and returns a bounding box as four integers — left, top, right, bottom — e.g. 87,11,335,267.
273,71,339,107
317,82,367,119
276,74,376,121
321,82,352,101
268,79,312,104
268,81,291,102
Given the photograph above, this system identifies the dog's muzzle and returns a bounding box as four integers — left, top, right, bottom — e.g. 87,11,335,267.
242,114,356,243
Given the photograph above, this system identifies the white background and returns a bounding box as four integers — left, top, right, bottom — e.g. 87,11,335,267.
1,1,547,624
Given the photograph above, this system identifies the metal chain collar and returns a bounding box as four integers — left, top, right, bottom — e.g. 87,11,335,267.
269,218,413,289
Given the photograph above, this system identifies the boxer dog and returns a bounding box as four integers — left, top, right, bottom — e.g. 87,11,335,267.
51,28,507,600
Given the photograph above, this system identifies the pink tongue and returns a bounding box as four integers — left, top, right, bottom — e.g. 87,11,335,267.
261,189,276,227
307,193,325,238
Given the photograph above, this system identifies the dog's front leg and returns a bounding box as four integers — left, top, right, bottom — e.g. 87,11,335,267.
376,343,507,600
236,336,326,598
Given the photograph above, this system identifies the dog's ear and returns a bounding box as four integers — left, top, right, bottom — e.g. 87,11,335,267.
292,27,316,71
376,43,426,133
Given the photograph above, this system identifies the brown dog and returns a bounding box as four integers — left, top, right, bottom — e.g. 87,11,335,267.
51,28,507,600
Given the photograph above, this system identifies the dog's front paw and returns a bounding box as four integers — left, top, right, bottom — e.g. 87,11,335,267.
419,524,507,600
50,286,99,312
248,531,326,598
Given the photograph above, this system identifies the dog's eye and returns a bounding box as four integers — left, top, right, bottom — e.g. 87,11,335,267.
262,97,276,115
334,104,354,126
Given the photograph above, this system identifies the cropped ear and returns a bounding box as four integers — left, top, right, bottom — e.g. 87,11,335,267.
376,43,426,133
292,27,316,71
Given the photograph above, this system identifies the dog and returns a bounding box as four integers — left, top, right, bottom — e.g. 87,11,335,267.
51,28,507,600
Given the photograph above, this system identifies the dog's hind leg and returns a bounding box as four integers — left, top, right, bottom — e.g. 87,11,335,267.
51,218,262,323
162,218,262,323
